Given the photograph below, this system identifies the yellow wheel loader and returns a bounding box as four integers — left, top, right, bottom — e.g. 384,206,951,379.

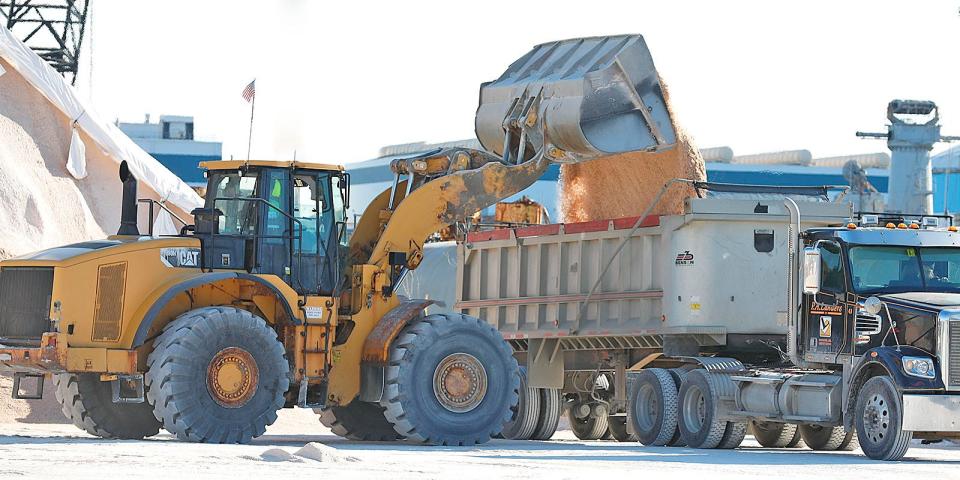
0,35,676,444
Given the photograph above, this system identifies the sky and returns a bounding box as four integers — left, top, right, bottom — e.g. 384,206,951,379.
73,0,960,164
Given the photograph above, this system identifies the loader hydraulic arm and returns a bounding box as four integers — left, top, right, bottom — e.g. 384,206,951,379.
347,34,678,298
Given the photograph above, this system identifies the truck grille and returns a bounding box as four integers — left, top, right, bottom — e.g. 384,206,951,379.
950,321,960,388
0,267,54,340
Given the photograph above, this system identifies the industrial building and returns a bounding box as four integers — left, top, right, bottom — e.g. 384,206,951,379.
118,115,222,188
347,141,960,221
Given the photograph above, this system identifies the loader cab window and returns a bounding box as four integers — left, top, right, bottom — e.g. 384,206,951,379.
210,172,258,236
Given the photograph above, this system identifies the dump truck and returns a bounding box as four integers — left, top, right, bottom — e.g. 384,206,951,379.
0,34,675,445
448,183,960,460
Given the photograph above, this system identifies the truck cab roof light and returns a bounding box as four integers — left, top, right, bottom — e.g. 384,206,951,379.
898,223,908,229
909,223,920,230
950,226,959,232
886,222,897,229
846,223,857,229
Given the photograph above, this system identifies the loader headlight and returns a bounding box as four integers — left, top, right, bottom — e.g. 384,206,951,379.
902,356,936,379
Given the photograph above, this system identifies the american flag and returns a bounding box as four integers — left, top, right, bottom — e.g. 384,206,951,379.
242,79,256,103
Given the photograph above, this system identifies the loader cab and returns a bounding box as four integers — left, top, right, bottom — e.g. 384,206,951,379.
194,160,349,295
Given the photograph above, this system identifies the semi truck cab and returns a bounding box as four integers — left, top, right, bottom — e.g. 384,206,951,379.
796,219,960,456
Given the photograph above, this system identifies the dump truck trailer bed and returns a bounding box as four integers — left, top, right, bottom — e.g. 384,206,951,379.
454,196,851,380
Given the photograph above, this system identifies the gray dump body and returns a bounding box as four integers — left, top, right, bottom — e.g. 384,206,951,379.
451,198,850,352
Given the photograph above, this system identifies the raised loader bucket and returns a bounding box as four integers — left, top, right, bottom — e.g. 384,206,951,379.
475,34,676,164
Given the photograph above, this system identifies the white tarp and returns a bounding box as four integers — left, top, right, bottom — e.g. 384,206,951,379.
0,26,203,213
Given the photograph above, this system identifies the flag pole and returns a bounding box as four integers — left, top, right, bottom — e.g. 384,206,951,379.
246,93,255,160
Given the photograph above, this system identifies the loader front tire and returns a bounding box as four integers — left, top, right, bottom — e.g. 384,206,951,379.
318,401,403,441
145,307,289,444
54,373,161,439
379,313,519,445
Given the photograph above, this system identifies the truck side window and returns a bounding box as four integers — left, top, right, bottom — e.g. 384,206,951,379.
819,243,844,292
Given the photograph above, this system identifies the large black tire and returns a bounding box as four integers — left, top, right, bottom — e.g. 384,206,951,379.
799,424,857,451
568,407,609,440
502,368,540,440
530,388,562,440
718,421,747,449
750,421,803,448
678,370,728,449
145,307,289,444
318,401,402,441
855,376,912,461
629,368,679,446
607,416,638,442
379,313,519,445
53,373,161,439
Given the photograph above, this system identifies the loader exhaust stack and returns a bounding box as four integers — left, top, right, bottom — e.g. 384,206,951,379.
118,160,139,236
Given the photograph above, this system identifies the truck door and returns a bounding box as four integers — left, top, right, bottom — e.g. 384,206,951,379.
803,242,847,355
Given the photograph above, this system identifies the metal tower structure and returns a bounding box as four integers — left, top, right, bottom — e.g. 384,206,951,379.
0,0,90,85
857,99,960,214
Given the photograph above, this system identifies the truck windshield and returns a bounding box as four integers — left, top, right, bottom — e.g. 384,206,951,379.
849,245,960,294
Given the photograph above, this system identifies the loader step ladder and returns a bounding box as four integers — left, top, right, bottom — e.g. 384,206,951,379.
12,372,44,400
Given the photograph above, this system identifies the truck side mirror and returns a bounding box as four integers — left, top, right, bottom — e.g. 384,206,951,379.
802,247,821,295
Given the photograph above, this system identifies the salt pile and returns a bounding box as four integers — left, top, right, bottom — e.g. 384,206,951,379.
558,82,706,222
254,443,360,463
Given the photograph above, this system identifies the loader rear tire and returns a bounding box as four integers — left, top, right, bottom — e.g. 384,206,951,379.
799,424,856,451
629,368,679,446
379,313,519,446
750,421,803,448
145,307,289,444
530,388,562,440
502,367,540,440
318,401,402,441
54,373,161,440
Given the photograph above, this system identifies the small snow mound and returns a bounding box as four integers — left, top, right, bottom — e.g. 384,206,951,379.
294,442,360,463
258,448,303,463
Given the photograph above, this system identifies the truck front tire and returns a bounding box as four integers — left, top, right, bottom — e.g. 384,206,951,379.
854,376,912,461
145,307,289,443
54,373,161,439
379,313,519,445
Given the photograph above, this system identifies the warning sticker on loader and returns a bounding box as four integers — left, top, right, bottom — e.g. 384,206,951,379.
819,316,832,338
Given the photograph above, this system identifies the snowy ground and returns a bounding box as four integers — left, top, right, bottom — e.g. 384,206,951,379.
2,409,960,479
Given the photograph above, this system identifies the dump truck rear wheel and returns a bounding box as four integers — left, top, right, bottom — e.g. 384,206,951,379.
567,406,609,440
145,307,289,444
318,401,403,441
678,370,727,449
629,368,679,446
750,421,802,448
530,388,562,440
799,424,856,451
607,416,637,442
53,373,161,440
855,376,910,460
379,313,519,446
502,367,540,440
718,421,747,449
